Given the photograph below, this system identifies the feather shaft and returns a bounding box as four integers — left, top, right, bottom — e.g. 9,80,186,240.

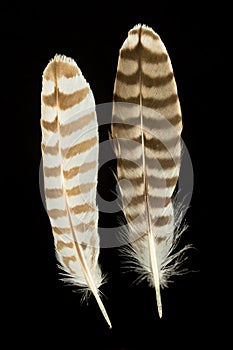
140,74,162,316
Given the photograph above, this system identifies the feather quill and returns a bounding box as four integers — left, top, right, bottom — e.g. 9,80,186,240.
112,24,186,317
41,54,111,328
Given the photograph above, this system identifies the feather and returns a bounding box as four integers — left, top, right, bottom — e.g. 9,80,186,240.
41,54,111,328
111,24,187,318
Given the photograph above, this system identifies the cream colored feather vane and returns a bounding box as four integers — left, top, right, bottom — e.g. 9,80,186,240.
41,55,111,328
111,24,188,318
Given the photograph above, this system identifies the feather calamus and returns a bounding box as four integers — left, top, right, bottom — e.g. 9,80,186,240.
112,24,185,318
41,54,111,328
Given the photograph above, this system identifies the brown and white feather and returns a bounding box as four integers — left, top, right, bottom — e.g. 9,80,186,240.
41,55,111,328
112,24,185,318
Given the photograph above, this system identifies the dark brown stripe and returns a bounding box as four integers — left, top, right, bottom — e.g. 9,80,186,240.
128,194,145,206
63,161,97,179
48,208,67,219
120,46,140,61
141,26,160,41
115,70,139,85
57,241,73,250
144,134,179,153
155,215,171,227
60,112,95,137
124,194,170,209
119,174,177,190
129,28,140,36
44,165,61,177
142,50,168,64
115,70,173,88
144,113,182,129
114,93,140,105
118,158,141,171
166,176,178,187
114,93,178,110
44,59,78,81
168,114,182,127
112,122,137,132
80,243,87,250
155,236,166,244
145,155,179,170
45,188,63,198
62,136,97,158
118,152,179,172
157,157,179,170
112,113,182,129
120,47,168,64
72,203,95,214
142,72,174,88
118,175,144,188
123,201,172,223
41,116,58,132
143,94,178,109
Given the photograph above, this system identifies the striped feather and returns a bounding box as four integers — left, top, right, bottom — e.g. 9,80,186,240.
112,24,186,318
41,54,111,328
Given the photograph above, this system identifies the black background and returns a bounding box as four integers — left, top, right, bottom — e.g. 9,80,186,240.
2,3,205,349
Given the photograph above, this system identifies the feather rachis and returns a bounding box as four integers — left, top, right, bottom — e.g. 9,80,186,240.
41,54,111,328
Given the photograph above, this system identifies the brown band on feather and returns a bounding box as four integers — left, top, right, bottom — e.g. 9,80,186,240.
45,188,63,198
41,116,58,132
63,161,97,179
116,70,173,88
72,203,95,214
62,136,97,158
62,255,76,273
60,112,95,137
155,215,171,227
42,141,59,155
42,87,89,110
44,165,61,177
44,60,78,81
66,182,95,196
52,226,71,234
57,241,74,250
47,208,67,219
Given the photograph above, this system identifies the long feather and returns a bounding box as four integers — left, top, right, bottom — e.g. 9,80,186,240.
41,54,111,328
112,24,186,318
